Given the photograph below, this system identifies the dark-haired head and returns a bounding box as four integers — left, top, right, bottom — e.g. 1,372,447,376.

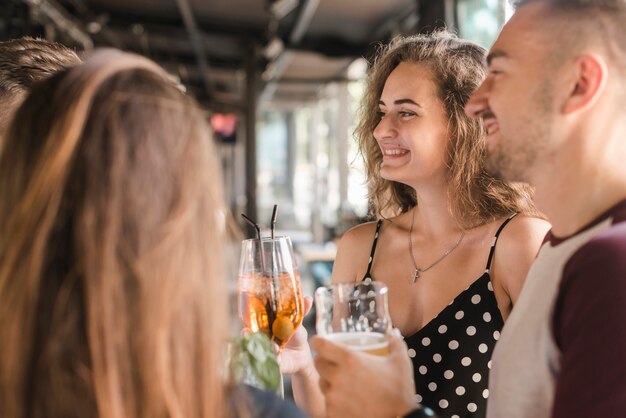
0,37,81,140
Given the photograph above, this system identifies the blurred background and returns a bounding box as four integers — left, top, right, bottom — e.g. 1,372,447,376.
1,0,516,307
2,0,515,397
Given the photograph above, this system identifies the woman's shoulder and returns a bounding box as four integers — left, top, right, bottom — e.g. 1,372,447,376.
230,384,308,418
337,221,380,256
495,215,551,254
490,215,551,303
341,219,383,243
333,219,390,283
339,214,412,252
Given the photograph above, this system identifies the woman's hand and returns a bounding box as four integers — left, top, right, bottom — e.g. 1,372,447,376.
280,296,326,418
278,296,314,376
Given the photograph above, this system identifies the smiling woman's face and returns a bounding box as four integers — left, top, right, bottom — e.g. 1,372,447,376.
373,61,450,189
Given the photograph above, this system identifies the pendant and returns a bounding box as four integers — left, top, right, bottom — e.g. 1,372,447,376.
412,268,421,283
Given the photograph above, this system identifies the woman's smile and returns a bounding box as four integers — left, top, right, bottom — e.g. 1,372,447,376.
382,146,410,157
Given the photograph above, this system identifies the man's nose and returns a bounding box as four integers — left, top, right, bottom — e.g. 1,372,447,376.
465,81,489,120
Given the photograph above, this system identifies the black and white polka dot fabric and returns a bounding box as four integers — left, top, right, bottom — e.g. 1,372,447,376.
403,215,515,418
404,274,503,418
361,214,516,418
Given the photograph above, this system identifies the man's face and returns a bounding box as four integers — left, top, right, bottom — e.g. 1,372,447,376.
465,3,559,183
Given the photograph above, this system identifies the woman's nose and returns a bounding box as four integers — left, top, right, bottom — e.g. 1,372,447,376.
373,114,395,140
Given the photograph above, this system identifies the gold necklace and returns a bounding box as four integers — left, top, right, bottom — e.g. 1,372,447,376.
408,208,466,283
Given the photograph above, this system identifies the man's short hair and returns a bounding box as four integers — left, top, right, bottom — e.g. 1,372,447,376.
0,37,81,136
512,0,626,85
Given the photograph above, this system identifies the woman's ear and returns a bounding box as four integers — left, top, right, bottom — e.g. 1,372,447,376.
562,54,608,115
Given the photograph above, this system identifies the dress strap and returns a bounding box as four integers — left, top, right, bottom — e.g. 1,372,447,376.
362,220,383,281
484,213,518,273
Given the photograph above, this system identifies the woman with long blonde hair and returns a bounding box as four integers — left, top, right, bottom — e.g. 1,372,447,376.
0,49,303,418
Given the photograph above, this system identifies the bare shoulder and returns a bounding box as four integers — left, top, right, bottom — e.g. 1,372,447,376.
340,220,381,246
332,220,381,283
495,215,551,258
491,215,551,306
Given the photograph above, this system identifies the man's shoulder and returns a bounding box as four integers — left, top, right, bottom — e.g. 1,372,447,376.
576,220,626,260
607,198,626,225
562,199,626,267
562,220,626,285
550,207,626,418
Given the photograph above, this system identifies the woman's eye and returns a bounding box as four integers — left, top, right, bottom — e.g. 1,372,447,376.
376,111,386,119
399,111,415,117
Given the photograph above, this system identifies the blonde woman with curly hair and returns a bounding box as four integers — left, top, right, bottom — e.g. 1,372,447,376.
0,49,305,418
286,31,550,418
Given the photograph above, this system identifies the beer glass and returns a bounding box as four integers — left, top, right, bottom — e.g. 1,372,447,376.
315,281,392,355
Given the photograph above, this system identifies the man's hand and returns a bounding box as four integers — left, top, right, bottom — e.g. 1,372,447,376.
311,330,418,418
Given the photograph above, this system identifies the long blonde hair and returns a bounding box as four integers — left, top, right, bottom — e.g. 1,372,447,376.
0,50,230,418
355,31,541,226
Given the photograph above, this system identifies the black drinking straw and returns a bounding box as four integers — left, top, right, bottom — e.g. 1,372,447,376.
241,213,266,273
270,204,278,239
241,213,260,239
267,206,280,339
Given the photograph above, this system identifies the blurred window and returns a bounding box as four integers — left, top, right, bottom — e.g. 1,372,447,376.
457,0,514,48
256,69,368,242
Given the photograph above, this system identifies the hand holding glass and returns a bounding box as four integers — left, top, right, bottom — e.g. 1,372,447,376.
315,281,392,355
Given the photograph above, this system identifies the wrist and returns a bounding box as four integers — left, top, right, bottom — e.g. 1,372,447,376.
395,391,421,417
400,405,436,418
292,354,316,380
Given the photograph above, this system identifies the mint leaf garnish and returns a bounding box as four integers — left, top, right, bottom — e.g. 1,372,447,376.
230,332,280,392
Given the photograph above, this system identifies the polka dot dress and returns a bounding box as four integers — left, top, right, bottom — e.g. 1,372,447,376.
404,274,503,418
361,215,515,418
402,215,515,418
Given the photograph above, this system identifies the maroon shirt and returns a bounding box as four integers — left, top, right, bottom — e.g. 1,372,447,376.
551,200,626,417
486,200,626,418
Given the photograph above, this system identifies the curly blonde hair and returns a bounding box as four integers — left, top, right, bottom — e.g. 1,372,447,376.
355,31,541,227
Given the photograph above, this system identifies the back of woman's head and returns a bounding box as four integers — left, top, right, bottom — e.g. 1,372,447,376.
0,50,228,418
357,31,539,225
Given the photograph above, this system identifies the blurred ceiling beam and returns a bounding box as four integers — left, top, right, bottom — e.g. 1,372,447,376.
268,0,299,20
371,1,419,41
174,0,214,98
21,0,93,49
261,0,323,103
105,28,242,65
61,0,124,47
259,51,291,103
289,0,319,44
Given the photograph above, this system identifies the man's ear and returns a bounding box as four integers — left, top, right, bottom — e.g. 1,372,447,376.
562,54,607,115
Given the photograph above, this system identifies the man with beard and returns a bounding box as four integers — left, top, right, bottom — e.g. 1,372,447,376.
311,1,626,417
463,0,626,417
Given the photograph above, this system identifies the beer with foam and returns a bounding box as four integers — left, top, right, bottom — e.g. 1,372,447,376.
324,331,390,356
